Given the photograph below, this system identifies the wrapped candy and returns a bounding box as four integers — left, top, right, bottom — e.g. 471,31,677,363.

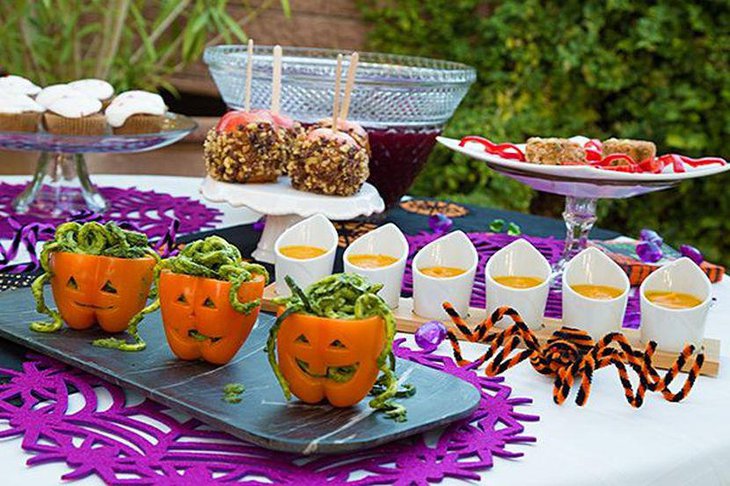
415,320,447,353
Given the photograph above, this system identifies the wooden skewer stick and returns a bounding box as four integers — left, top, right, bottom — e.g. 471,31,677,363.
339,52,359,122
244,39,254,112
331,54,343,134
271,45,282,115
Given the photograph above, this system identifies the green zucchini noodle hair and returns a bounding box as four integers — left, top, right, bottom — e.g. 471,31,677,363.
266,273,413,421
156,235,269,314
30,221,160,341
99,235,271,352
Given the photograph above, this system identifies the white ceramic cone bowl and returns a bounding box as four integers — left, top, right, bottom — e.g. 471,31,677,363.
343,224,408,308
640,257,712,352
412,231,478,319
274,214,337,296
562,247,630,339
485,239,551,330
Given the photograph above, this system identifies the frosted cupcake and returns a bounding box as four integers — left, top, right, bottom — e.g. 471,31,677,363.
0,94,44,132
43,95,105,135
67,79,115,106
105,91,167,134
0,75,41,96
35,84,78,108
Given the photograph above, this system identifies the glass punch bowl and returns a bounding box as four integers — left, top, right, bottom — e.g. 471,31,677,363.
204,45,476,206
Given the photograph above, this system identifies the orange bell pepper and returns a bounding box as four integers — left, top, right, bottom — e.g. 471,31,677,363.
159,270,265,365
49,252,156,333
276,308,386,407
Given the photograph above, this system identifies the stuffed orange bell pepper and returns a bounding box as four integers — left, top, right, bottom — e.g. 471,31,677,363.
267,274,413,420
31,221,158,351
155,236,268,365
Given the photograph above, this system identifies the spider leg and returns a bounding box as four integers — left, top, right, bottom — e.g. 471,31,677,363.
443,302,509,343
652,344,705,402
574,352,596,406
445,320,511,368
553,364,579,405
483,316,546,376
485,334,535,376
591,347,647,407
443,303,540,373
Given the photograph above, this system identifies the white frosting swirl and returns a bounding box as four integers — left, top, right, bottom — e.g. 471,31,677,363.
0,75,41,96
46,95,102,118
114,90,165,108
67,79,114,101
35,84,78,108
105,92,167,127
0,93,44,114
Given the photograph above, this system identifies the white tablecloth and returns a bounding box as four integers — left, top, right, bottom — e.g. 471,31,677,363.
1,174,728,486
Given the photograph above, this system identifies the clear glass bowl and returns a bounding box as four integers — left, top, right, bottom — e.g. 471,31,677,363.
204,46,475,205
204,45,476,128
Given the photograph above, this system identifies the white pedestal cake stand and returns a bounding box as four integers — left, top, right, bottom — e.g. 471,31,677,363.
200,176,385,263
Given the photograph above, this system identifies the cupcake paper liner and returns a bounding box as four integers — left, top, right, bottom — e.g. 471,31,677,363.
43,113,107,135
0,112,42,132
112,114,164,135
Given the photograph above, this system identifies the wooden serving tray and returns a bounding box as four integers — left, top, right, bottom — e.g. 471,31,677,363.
263,283,719,377
0,287,480,454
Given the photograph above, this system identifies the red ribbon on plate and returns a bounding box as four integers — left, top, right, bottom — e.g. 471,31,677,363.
458,136,727,174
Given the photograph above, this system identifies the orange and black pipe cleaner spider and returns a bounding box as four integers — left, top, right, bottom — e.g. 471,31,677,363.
442,303,705,407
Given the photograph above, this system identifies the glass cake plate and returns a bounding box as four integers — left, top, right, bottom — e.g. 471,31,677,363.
1,113,197,217
438,135,730,273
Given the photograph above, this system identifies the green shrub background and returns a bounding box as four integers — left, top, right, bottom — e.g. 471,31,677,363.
359,0,730,263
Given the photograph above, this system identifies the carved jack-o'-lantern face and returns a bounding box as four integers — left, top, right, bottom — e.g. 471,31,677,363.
159,270,265,365
276,311,386,407
49,252,156,333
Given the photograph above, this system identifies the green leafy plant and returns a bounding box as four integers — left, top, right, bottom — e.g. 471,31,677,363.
0,0,290,92
359,0,730,263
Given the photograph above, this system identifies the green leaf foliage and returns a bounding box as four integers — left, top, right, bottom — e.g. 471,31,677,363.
359,0,730,263
0,0,291,91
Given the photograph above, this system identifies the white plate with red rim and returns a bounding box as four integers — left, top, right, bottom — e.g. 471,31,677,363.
437,135,730,184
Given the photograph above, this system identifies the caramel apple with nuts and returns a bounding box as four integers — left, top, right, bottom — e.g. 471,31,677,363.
204,41,294,183
289,53,370,196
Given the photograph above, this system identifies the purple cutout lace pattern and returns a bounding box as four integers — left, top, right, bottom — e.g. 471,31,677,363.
402,232,642,329
0,182,222,241
0,343,537,485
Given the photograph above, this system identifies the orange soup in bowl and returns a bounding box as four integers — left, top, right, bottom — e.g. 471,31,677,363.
279,245,327,260
347,254,399,269
420,266,466,278
645,291,703,310
493,275,544,289
571,284,624,300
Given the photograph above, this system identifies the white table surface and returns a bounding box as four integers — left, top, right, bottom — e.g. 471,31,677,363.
1,174,728,486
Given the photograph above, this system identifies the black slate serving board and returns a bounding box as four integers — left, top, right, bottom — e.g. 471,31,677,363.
0,287,480,454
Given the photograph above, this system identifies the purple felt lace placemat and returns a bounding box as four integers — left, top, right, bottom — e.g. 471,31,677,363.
402,231,641,329
0,182,222,241
0,343,537,485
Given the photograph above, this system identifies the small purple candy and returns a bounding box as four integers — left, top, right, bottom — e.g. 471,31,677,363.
636,240,663,263
640,229,663,246
680,244,704,265
253,217,266,232
428,213,453,234
415,320,447,353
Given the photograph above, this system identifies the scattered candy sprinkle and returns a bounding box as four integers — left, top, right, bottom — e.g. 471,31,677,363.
640,229,663,246
636,240,663,263
428,214,453,234
680,244,704,265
